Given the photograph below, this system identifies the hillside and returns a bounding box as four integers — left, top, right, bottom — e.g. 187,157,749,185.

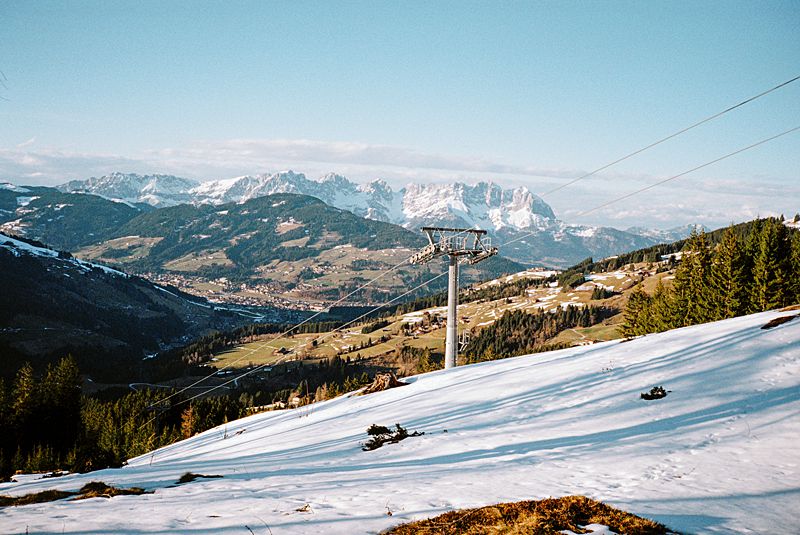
0,183,143,251
76,193,524,304
0,233,276,381
2,309,798,534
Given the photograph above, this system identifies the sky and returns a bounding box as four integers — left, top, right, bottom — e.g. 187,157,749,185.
1,0,798,229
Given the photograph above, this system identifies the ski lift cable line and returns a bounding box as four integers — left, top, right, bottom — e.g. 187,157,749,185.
540,74,800,198
146,221,482,410
149,270,450,416
501,124,800,249
576,124,800,217
147,250,417,408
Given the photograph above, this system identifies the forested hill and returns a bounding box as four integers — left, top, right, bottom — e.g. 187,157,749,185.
114,193,425,271
621,217,800,336
556,217,799,288
0,233,255,381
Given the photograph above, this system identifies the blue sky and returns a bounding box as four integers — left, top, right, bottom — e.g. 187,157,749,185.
1,1,798,228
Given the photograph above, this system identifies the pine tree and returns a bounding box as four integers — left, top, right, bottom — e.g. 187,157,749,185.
741,218,763,305
11,362,37,422
621,286,652,337
41,356,82,455
752,218,788,310
790,231,800,305
708,227,745,319
180,406,196,439
0,378,9,480
649,280,673,333
671,230,712,326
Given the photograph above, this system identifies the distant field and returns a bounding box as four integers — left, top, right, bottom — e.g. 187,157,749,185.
163,250,234,271
77,236,163,263
211,261,673,370
211,333,320,368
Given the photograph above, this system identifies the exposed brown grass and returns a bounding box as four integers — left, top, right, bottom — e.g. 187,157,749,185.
176,472,223,485
72,481,151,500
0,481,151,507
762,314,797,329
384,495,669,535
0,489,75,507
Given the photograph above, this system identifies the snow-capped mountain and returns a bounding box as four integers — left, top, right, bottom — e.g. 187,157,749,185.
3,309,798,534
189,171,399,222
55,171,694,266
626,224,708,243
59,172,200,206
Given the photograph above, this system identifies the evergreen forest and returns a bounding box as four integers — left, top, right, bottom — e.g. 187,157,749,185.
621,218,800,336
0,354,375,481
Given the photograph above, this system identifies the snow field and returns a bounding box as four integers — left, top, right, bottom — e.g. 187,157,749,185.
0,310,798,534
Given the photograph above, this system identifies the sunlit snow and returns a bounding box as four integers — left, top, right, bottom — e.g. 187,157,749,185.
1,311,798,534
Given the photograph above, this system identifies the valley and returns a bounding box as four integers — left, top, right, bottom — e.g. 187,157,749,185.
2,7,798,534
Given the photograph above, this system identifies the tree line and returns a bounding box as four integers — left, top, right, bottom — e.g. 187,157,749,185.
621,218,800,337
0,355,251,481
0,352,386,480
463,305,617,363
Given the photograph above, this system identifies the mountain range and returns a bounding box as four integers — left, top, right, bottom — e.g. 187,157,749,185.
56,172,697,265
0,183,522,305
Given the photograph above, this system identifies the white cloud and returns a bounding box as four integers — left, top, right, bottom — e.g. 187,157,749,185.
147,138,580,182
16,137,36,149
0,138,795,230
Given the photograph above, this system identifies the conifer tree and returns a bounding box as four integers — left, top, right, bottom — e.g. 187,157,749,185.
741,218,763,303
41,356,82,454
790,231,800,304
671,230,712,326
0,379,9,480
0,378,7,429
709,227,745,319
621,286,652,337
752,218,788,310
648,280,673,333
180,406,196,439
11,362,37,428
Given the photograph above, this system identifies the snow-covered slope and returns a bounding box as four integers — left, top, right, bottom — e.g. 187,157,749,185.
59,172,199,206
0,233,127,277
3,310,798,534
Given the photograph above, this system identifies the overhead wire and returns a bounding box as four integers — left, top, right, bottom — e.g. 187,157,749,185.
146,75,800,413
144,269,449,423
148,224,483,409
500,125,800,249
148,248,417,407
540,74,800,197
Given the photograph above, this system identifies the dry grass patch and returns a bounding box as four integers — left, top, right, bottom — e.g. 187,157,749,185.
176,472,223,485
0,489,74,507
762,314,797,329
384,495,669,535
0,481,151,507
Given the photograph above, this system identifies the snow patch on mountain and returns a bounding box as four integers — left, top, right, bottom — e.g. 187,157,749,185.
59,172,200,206
625,224,706,244
54,171,697,266
0,182,30,193
0,233,128,277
